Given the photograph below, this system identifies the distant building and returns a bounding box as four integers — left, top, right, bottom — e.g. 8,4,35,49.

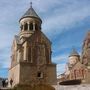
59,31,90,84
59,48,87,84
8,4,57,87
67,49,86,80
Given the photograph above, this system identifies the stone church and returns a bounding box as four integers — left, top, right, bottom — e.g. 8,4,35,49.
8,4,57,87
59,31,90,84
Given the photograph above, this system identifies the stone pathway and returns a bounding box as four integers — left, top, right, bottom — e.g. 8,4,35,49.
53,84,90,90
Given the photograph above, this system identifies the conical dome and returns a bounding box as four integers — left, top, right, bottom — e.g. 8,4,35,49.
19,4,42,35
19,6,42,22
69,48,79,57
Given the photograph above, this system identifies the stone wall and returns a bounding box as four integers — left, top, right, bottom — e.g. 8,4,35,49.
46,64,57,85
19,63,37,85
19,63,57,85
8,64,20,87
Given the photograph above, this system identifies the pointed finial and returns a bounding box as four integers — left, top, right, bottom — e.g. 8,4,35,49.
30,2,32,8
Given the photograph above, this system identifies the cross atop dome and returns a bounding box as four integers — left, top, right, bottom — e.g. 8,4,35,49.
19,3,42,22
30,2,32,8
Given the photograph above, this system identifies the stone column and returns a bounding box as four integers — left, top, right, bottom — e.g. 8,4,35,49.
23,23,25,31
33,22,35,31
27,22,30,31
24,42,28,61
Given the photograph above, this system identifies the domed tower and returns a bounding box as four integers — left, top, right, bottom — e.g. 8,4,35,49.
19,3,42,39
68,48,80,68
8,3,57,87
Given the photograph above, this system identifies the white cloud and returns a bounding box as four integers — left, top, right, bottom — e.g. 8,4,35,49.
42,4,90,36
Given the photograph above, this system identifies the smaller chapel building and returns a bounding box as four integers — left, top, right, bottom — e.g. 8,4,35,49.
59,31,90,84
59,49,87,84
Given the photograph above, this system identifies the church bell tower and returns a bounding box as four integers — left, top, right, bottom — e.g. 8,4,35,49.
8,3,57,87
19,2,42,39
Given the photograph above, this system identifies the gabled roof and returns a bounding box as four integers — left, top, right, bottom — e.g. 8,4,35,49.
15,35,22,45
20,6,42,22
69,48,79,57
41,31,52,44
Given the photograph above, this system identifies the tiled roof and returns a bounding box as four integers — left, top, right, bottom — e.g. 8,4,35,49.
20,7,42,22
69,48,79,57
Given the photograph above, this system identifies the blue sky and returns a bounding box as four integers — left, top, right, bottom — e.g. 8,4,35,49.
0,0,90,78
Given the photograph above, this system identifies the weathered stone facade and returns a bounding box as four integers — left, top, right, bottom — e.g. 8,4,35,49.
58,49,87,84
82,32,90,66
59,31,90,84
8,5,57,87
81,31,90,83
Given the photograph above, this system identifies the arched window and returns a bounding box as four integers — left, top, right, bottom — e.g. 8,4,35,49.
35,24,38,30
29,23,33,30
24,23,28,30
